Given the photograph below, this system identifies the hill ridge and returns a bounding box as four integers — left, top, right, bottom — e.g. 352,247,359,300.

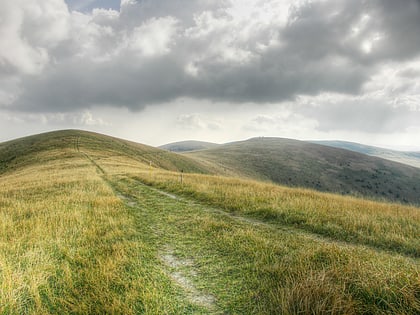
312,140,420,168
3,130,420,205
0,130,211,175
186,136,420,205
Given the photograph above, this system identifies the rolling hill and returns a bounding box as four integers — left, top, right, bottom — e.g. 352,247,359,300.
3,131,420,205
0,129,210,176
159,140,220,152
186,137,420,205
1,130,419,314
312,140,420,168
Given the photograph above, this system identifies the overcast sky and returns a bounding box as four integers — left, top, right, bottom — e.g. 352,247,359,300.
1,0,420,150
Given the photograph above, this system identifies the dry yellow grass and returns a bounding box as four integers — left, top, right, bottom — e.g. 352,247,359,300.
0,139,211,314
129,169,420,257
0,150,137,313
111,173,420,314
1,130,419,314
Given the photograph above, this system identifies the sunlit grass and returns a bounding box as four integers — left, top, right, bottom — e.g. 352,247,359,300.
1,130,419,314
0,149,203,314
111,175,420,314
130,169,420,257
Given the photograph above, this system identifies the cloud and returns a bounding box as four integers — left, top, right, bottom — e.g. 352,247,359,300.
176,113,221,130
66,0,120,12
397,68,420,79
1,0,420,115
0,0,69,75
242,112,318,134
1,110,108,126
298,95,420,133
128,16,179,58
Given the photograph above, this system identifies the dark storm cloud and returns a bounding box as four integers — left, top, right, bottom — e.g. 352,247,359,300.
367,0,420,61
2,0,420,113
17,54,188,111
283,0,420,63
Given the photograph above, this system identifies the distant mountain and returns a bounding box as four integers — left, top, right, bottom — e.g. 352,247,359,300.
312,140,420,169
186,137,420,205
160,140,220,152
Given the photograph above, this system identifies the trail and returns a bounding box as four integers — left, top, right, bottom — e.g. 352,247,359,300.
75,138,418,314
160,247,217,310
76,139,221,313
130,179,417,260
73,136,390,257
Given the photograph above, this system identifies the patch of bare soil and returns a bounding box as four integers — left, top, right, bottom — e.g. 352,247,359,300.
116,193,137,207
160,248,217,311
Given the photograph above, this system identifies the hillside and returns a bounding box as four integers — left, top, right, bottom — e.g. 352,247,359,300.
187,137,420,205
0,130,210,175
1,130,419,314
160,140,220,152
313,140,420,168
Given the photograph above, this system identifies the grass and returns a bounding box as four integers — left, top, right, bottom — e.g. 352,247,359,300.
0,147,204,314
0,130,419,314
0,130,210,176
108,175,420,314
187,137,420,205
130,170,420,258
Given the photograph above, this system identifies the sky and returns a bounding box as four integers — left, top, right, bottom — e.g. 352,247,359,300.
1,0,420,150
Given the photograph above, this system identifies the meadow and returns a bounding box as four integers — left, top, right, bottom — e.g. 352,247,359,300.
0,130,419,314
132,169,420,257
0,147,205,314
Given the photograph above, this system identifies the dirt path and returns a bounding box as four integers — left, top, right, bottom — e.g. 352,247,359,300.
79,149,220,312
77,140,345,253
72,136,420,315
160,247,217,311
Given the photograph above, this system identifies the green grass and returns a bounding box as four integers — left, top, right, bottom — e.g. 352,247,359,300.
0,130,419,314
0,143,205,314
131,170,420,258
0,130,210,176
108,175,419,314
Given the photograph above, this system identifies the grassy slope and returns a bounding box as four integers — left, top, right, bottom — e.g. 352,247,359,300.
1,130,419,314
114,177,420,314
313,140,420,169
0,131,209,314
134,171,420,258
187,137,420,205
0,130,210,176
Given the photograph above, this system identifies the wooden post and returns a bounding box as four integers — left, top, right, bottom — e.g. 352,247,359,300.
180,169,184,184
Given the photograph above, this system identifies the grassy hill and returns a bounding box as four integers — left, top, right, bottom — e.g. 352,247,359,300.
186,137,420,205
313,140,420,169
159,140,220,152
0,130,210,176
0,130,419,314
